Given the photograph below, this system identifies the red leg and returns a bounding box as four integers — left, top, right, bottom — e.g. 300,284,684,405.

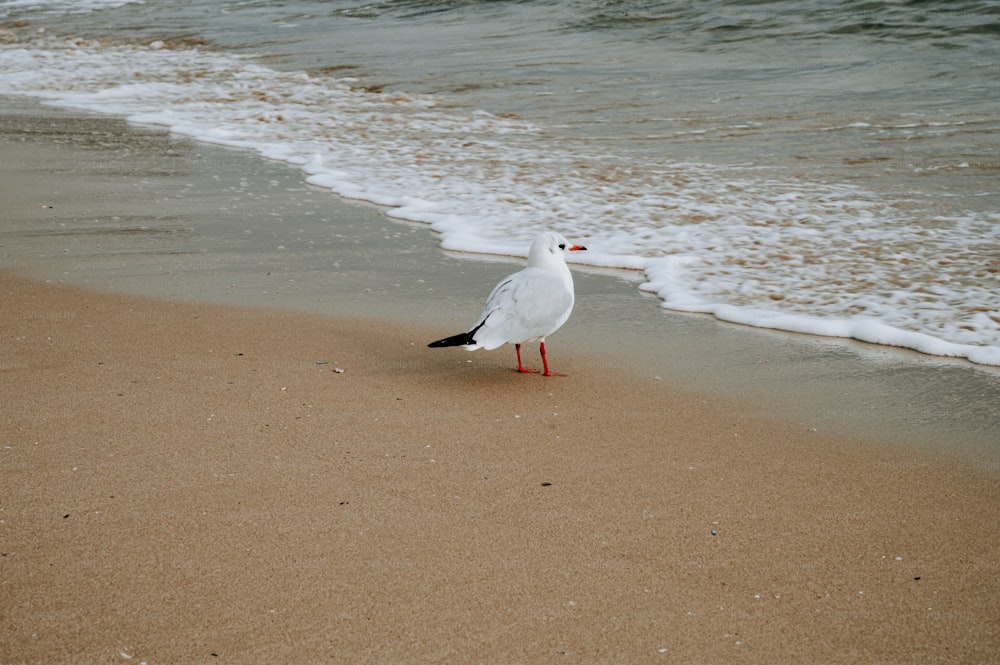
516,343,538,374
539,341,566,377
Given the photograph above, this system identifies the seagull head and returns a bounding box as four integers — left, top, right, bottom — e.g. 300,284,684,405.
529,231,587,267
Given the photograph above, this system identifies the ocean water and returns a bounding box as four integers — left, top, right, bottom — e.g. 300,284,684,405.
2,0,998,364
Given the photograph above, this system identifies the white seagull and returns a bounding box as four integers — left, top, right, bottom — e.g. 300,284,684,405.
428,231,587,376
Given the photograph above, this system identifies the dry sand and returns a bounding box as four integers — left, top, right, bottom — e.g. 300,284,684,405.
3,272,999,664
1,97,999,664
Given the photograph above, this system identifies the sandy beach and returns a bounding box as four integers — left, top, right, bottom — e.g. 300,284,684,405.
2,98,999,664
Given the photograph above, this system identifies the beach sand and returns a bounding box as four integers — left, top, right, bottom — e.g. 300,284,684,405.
2,98,997,459
2,98,999,664
5,272,1000,665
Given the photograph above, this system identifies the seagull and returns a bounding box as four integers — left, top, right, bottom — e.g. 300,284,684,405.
428,231,587,376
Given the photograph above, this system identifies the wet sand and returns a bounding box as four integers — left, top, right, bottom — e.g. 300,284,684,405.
1,97,999,664
2,98,997,459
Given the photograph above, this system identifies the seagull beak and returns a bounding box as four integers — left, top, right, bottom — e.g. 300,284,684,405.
569,244,587,252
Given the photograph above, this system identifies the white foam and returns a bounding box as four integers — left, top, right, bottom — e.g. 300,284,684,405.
1,34,997,365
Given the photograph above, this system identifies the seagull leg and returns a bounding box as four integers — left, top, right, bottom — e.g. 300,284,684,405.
539,341,566,377
515,343,539,374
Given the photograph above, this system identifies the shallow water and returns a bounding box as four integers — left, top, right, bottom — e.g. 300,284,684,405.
1,0,998,362
3,97,998,465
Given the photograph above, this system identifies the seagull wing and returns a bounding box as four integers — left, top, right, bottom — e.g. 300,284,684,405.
470,267,574,350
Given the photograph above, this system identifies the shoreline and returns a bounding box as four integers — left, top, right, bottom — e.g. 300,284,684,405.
2,96,998,461
1,96,999,663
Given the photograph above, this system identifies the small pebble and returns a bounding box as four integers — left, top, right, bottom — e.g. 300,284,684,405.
711,530,718,536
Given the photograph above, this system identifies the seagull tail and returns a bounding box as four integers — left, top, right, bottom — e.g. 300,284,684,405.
428,320,486,348
427,331,476,348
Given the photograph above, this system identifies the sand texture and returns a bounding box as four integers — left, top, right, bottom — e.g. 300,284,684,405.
2,95,998,664
2,272,999,664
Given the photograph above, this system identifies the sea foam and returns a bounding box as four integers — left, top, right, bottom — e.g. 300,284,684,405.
1,34,997,365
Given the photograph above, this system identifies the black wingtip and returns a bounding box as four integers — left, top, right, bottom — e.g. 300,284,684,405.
428,331,476,348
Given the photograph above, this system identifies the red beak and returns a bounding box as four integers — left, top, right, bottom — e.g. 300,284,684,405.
569,244,587,252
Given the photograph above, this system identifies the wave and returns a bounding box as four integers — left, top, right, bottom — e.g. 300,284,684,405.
1,18,997,366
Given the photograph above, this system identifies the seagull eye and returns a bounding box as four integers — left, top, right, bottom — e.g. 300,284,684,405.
558,243,566,250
